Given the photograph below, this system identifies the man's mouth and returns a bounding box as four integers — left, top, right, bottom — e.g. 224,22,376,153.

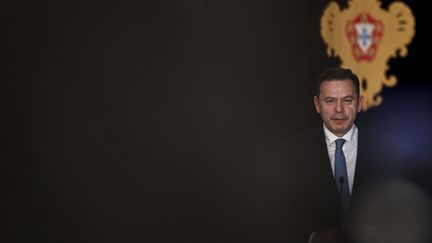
331,118,347,124
331,117,347,120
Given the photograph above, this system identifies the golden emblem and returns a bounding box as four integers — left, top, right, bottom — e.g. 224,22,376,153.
321,0,415,110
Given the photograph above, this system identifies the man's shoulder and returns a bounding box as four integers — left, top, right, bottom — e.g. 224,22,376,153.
294,126,324,142
357,126,409,173
358,127,405,150
358,126,391,138
292,126,328,159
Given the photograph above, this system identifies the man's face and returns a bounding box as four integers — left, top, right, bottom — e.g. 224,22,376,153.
314,80,363,137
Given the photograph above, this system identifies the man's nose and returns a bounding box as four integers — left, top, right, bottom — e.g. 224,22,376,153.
335,100,343,112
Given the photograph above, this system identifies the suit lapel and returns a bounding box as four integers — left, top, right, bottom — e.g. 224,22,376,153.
311,127,342,209
351,129,374,200
314,128,336,186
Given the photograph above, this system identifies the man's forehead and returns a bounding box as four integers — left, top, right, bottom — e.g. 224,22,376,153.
321,79,355,86
319,80,357,96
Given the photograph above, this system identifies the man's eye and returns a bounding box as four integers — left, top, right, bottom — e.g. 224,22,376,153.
344,99,353,104
325,99,334,104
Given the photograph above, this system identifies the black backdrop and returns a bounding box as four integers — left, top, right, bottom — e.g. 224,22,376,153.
4,0,431,242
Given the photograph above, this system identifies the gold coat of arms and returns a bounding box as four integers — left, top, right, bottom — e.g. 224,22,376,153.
321,0,415,110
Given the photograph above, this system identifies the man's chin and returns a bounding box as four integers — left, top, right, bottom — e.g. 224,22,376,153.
328,125,349,136
332,119,348,126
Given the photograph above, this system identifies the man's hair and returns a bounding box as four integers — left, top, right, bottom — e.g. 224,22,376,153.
315,67,360,97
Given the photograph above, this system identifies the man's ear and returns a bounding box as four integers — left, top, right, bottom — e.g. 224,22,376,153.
314,96,321,114
357,95,364,112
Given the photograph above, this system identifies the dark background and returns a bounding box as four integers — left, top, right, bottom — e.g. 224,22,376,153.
4,0,431,242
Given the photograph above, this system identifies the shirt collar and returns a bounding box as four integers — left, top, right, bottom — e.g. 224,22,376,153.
323,123,357,146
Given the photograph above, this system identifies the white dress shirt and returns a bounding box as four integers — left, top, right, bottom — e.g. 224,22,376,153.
323,123,358,194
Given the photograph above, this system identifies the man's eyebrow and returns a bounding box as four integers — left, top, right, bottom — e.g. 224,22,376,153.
322,95,354,100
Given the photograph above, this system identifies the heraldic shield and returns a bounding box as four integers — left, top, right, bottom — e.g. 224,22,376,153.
321,0,415,110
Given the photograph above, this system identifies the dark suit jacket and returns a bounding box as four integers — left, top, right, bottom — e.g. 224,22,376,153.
286,126,407,242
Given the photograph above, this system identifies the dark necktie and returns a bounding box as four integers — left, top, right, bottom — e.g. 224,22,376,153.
335,139,350,212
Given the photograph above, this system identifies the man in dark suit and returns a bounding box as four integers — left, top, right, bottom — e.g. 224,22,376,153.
288,67,422,243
